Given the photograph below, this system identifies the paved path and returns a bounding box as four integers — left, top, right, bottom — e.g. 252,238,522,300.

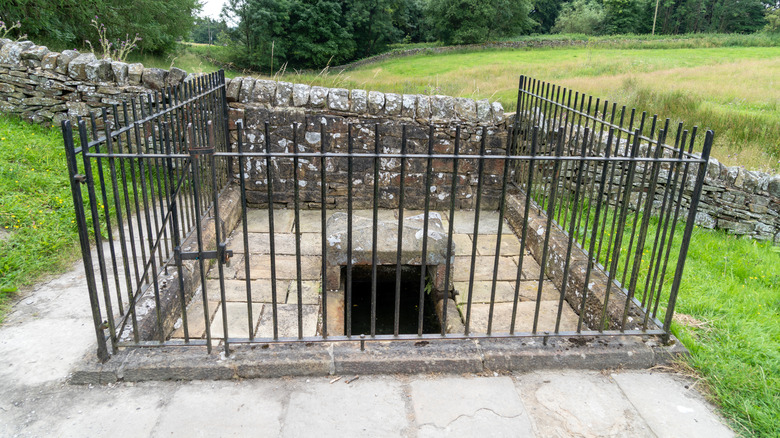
0,258,735,437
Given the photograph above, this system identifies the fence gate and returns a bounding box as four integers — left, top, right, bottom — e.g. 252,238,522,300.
63,71,231,361
64,72,712,363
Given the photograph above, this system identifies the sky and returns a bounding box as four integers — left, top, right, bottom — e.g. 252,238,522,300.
200,0,227,19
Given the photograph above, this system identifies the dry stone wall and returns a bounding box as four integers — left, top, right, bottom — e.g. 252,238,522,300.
527,115,780,243
224,76,510,211
0,38,192,126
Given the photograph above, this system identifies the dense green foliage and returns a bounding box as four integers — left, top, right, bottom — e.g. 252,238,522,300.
425,0,535,44
190,17,229,45
3,0,199,53
214,0,776,70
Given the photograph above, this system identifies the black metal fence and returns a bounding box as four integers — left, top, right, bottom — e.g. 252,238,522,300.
513,76,713,339
63,72,712,362
63,71,230,360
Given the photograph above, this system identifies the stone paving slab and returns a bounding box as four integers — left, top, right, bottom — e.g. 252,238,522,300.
474,233,522,256
612,372,735,438
209,302,264,339
256,303,319,338
467,301,581,334
452,255,519,281
230,232,323,255
245,255,323,280
245,209,295,233
153,380,286,437
516,371,655,437
453,280,559,304
411,376,535,437
203,279,290,303
171,299,220,339
285,280,321,305
451,210,513,234
281,377,411,437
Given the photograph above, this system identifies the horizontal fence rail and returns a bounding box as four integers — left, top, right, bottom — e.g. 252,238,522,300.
63,72,712,362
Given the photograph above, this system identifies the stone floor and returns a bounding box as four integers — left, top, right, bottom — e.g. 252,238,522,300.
171,208,582,342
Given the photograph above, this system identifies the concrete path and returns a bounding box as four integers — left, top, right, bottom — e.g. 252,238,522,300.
0,258,735,437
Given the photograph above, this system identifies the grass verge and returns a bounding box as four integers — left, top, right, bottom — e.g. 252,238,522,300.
0,115,80,320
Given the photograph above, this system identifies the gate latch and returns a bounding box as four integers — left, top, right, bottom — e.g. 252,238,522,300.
175,243,233,265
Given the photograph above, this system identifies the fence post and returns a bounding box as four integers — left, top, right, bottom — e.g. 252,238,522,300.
61,120,110,362
662,130,714,343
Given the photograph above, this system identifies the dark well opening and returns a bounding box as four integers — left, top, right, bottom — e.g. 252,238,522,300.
344,265,442,335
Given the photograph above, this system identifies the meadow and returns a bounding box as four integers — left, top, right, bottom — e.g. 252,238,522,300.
273,44,780,173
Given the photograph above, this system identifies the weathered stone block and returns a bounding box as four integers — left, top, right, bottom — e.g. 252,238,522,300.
476,99,491,122
455,97,476,120
416,95,431,119
142,67,167,90
349,89,367,113
166,67,187,87
310,86,328,108
85,59,113,82
275,81,293,106
20,45,49,61
327,88,349,111
67,53,97,80
226,76,242,102
0,41,34,64
401,94,416,118
695,212,716,229
239,77,256,103
293,83,310,106
325,212,453,267
368,90,384,114
41,52,59,70
111,61,128,83
127,63,144,84
384,93,402,116
491,101,505,123
431,95,455,119
768,176,780,198
252,79,276,104
55,50,79,74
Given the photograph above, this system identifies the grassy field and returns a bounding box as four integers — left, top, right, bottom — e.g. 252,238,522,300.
270,44,780,173
210,35,780,173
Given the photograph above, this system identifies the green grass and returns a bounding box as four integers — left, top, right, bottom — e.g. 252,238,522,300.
0,115,81,318
674,229,780,436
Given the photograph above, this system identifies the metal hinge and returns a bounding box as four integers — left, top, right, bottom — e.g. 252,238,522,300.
175,243,233,266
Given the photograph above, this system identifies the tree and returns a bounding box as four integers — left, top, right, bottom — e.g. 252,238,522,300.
553,0,605,34
4,0,199,53
530,0,565,33
426,0,535,44
190,17,228,45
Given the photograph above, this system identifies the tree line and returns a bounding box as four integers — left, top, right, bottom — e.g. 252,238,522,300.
213,0,777,71
2,0,777,70
2,0,199,53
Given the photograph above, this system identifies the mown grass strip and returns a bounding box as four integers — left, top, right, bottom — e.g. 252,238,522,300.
0,115,81,318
